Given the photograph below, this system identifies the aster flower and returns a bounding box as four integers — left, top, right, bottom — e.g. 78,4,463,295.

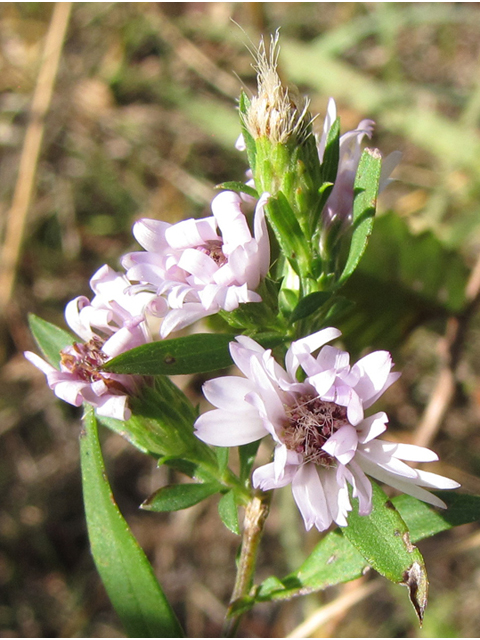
122,190,271,337
195,328,459,532
319,97,402,231
25,265,158,421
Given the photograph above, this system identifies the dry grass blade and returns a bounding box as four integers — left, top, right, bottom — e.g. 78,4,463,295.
0,2,72,314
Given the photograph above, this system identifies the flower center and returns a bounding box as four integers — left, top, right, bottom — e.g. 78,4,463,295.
60,337,127,394
198,240,227,267
283,394,350,467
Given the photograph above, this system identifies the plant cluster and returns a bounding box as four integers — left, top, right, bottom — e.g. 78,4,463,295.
25,35,476,638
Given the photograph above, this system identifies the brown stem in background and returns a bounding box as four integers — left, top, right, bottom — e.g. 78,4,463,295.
0,2,72,315
287,579,382,638
222,492,271,638
414,254,480,448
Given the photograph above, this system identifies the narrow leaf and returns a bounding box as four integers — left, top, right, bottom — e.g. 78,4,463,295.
142,482,222,512
337,147,382,286
239,91,257,174
291,291,332,323
216,447,229,474
98,377,204,462
312,116,340,231
393,491,480,542
320,117,340,186
254,529,366,604
28,314,75,369
342,481,427,623
216,181,259,199
265,192,311,273
239,440,261,483
254,489,478,607
80,406,183,638
220,302,281,332
218,490,240,535
104,333,235,375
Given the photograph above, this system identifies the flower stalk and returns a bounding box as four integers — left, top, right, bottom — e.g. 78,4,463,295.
222,491,271,638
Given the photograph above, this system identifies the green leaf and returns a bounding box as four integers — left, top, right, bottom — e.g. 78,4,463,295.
142,482,222,512
216,447,229,475
312,117,340,231
99,378,197,455
239,91,257,174
99,378,218,481
239,440,261,483
97,414,163,457
218,490,240,535
28,314,75,369
156,456,200,480
343,482,428,623
337,147,382,286
104,333,235,375
254,529,366,604
253,489,477,609
80,406,183,638
216,181,259,200
393,491,480,542
320,117,340,186
265,191,311,274
290,291,332,323
219,302,280,332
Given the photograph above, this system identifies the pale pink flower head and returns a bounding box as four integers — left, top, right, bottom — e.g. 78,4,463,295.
319,98,401,231
122,190,271,337
195,328,459,532
25,265,157,421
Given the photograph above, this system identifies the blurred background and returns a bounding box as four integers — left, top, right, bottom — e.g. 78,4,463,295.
2,2,480,637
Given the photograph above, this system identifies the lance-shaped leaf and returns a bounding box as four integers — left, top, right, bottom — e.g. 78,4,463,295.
264,192,312,275
238,91,257,175
343,481,428,623
104,333,235,375
320,117,340,186
392,491,480,542
290,291,332,323
80,406,183,638
220,302,282,333
253,489,480,610
28,314,75,369
216,181,259,200
218,490,240,535
253,529,366,607
142,482,222,512
337,147,382,287
239,441,261,483
312,116,340,232
99,377,219,484
104,376,197,455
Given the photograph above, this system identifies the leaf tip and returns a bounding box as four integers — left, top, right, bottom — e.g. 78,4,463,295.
402,560,428,626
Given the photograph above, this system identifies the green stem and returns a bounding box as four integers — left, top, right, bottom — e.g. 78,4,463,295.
221,491,271,637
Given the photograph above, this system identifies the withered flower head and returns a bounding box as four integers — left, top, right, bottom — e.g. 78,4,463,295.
245,32,312,145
